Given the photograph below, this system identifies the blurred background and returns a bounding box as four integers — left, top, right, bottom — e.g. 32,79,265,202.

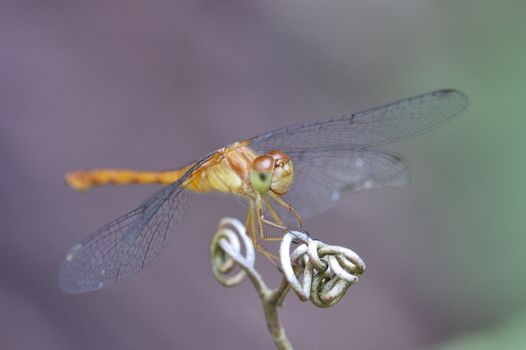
1,1,525,349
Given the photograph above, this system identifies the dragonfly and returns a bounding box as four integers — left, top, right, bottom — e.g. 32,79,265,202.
59,88,468,293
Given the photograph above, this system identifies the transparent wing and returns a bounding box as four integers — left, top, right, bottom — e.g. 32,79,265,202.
264,149,410,223
250,89,467,221
59,156,212,293
249,89,468,152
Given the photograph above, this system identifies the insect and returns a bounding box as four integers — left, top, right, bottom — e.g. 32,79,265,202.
59,89,468,293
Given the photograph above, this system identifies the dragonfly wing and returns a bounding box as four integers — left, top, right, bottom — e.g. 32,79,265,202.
265,149,409,222
59,156,211,293
249,89,467,221
249,89,468,152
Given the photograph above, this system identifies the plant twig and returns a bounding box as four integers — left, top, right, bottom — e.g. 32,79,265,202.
210,217,365,349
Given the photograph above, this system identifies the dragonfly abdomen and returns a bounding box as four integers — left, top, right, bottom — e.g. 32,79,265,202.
65,165,194,192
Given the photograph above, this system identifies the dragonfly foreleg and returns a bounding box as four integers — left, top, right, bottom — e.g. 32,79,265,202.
262,194,285,227
243,198,280,265
268,192,304,230
256,195,287,234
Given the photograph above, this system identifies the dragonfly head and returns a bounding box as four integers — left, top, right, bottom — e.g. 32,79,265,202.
250,150,294,195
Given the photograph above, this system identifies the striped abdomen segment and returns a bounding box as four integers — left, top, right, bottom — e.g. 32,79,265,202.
65,164,194,192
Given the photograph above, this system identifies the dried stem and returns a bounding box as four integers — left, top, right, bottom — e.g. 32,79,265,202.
210,217,365,349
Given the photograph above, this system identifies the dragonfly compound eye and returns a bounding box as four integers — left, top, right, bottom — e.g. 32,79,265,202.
268,150,294,195
250,155,274,193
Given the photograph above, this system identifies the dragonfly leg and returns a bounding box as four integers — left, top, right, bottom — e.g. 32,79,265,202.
246,201,279,263
261,218,287,230
262,194,286,227
268,192,304,230
245,201,257,246
249,196,281,265
256,196,287,239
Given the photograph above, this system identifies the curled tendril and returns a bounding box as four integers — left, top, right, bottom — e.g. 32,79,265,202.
280,231,366,307
210,217,256,287
210,217,366,349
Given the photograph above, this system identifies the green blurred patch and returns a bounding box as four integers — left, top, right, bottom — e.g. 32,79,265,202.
435,310,526,350
388,1,526,326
